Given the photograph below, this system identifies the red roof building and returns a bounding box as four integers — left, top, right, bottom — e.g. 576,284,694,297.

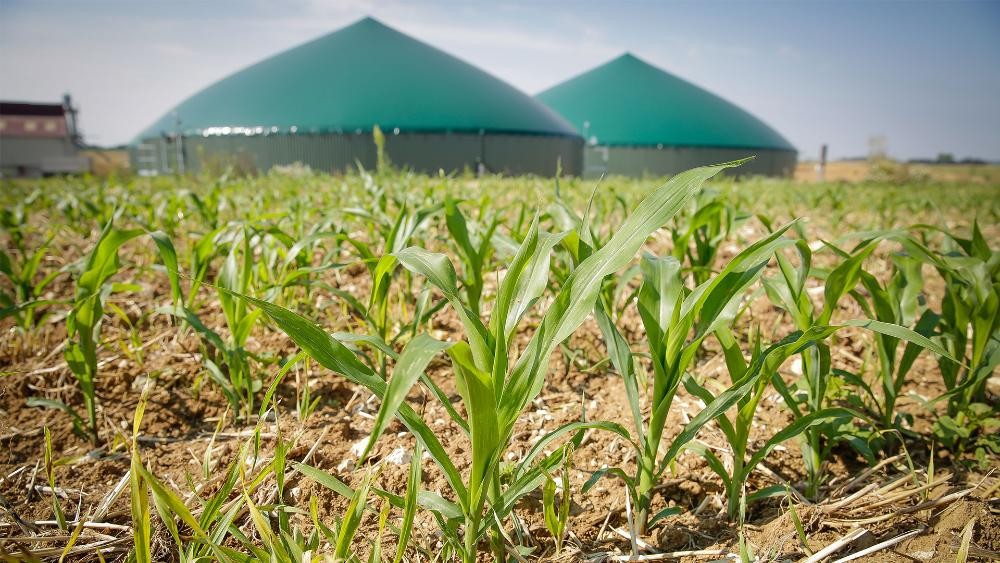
0,99,89,177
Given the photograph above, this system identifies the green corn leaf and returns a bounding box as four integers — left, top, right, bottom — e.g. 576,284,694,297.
843,318,954,361
682,375,737,444
647,506,683,528
819,239,879,325
361,334,452,463
333,332,399,360
495,223,568,340
224,290,469,508
447,341,501,516
294,461,463,521
395,247,492,368
745,407,855,472
335,465,379,560
684,441,732,491
581,466,635,495
293,461,355,498
27,398,85,437
516,420,638,480
636,254,683,349
594,306,645,445
0,248,11,277
148,230,182,305
258,351,307,419
445,198,476,264
392,441,423,563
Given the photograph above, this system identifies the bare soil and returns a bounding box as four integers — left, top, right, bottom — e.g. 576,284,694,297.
2,218,998,562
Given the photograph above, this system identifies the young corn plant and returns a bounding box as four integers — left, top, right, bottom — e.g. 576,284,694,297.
64,217,179,444
215,229,266,416
686,317,951,519
923,222,1000,457
684,326,853,520
592,223,798,533
444,196,500,317
846,251,938,431
229,162,744,563
334,199,444,373
257,220,344,308
761,229,965,493
668,189,746,285
162,228,267,420
761,234,882,496
542,445,573,556
0,232,65,333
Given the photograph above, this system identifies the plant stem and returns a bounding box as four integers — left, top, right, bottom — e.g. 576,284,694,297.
635,409,666,535
489,471,506,563
463,513,479,563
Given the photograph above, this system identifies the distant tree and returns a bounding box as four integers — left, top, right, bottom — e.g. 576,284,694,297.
936,153,955,164
867,135,888,161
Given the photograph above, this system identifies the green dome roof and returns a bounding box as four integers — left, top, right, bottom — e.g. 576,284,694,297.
536,53,794,151
135,18,578,141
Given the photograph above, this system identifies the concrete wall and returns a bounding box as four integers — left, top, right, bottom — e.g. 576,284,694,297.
584,145,797,178
132,131,583,177
0,137,87,177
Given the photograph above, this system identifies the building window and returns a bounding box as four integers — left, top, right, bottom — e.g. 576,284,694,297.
0,119,6,131
24,120,37,131
44,120,57,132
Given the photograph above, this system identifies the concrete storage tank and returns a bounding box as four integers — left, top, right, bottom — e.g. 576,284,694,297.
132,17,582,176
537,53,796,178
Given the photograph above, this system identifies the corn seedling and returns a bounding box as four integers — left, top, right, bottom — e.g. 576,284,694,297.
64,216,179,444
542,445,573,556
0,233,64,333
592,222,797,532
444,196,500,317
42,427,67,531
923,223,1000,455
334,199,445,374
669,189,746,285
685,326,853,520
846,251,938,431
690,314,949,519
762,233,881,496
214,228,266,417
129,381,153,563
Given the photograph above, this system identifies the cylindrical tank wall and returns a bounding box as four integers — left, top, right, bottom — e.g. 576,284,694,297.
583,145,797,178
131,132,582,177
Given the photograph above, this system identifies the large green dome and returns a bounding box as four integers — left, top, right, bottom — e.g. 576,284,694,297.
536,53,794,151
135,17,578,141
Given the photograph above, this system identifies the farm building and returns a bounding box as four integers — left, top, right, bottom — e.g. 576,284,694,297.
536,53,797,177
132,17,582,176
0,97,89,177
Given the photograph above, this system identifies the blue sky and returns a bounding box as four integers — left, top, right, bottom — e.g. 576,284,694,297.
1,0,998,160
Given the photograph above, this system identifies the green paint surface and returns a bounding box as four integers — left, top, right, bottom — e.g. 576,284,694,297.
537,53,795,151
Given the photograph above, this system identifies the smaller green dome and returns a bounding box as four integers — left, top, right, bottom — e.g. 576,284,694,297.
537,53,795,151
